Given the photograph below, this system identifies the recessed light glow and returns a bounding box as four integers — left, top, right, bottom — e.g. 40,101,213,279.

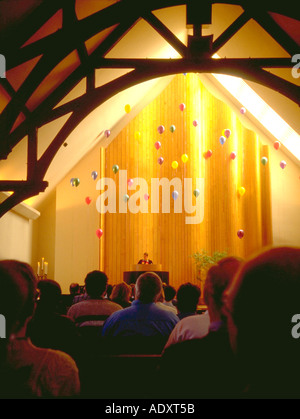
211,54,300,161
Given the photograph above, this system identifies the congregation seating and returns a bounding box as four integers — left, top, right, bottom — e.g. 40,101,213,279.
79,353,162,399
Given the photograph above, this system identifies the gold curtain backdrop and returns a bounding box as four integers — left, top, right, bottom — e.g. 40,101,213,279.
101,73,272,290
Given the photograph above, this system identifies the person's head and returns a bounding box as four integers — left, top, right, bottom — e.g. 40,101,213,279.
163,285,177,303
143,252,149,260
204,256,243,321
84,270,108,299
111,282,131,303
0,260,37,338
135,272,162,303
37,279,61,309
223,247,300,394
69,283,80,295
176,283,201,314
106,284,113,299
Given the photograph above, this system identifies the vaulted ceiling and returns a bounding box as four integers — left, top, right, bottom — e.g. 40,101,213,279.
0,0,299,217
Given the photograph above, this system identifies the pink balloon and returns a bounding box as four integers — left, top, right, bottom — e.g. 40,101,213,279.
104,130,111,138
179,103,186,111
96,229,103,238
193,120,199,127
154,141,161,150
224,129,231,138
85,197,92,205
144,194,150,201
157,125,165,134
237,229,244,239
230,152,237,160
127,178,134,187
240,107,246,114
280,160,287,169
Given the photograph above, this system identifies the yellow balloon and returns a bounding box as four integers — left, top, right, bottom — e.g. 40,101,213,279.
134,131,141,140
181,154,189,163
171,160,179,169
125,104,131,113
238,187,246,196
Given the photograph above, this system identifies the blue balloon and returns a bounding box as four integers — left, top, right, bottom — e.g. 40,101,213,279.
172,191,179,200
91,171,98,180
219,136,226,145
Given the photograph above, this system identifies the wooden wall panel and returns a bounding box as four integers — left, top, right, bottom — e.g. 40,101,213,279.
102,73,272,290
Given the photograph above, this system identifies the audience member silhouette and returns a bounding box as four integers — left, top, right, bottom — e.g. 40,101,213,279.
67,270,122,328
105,284,114,300
223,246,300,399
176,282,201,320
0,260,80,398
156,287,177,314
110,282,132,308
162,285,177,309
102,272,179,354
27,279,80,362
159,256,243,398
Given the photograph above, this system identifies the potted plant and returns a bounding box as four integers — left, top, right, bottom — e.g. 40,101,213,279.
191,250,228,303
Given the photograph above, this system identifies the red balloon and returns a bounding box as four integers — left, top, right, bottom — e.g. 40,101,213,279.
85,197,92,205
205,150,213,159
230,152,237,160
237,229,244,239
96,229,103,238
274,141,280,150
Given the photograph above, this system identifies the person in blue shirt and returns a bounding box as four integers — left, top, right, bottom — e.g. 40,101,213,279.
102,272,179,354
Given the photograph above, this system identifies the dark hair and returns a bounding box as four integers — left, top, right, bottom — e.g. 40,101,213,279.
204,256,243,311
163,285,176,302
176,282,201,313
106,284,113,299
111,282,131,302
84,270,108,298
136,272,162,303
0,260,37,335
69,283,80,295
225,246,300,397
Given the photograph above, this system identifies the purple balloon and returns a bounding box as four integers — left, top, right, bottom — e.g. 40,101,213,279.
158,157,164,165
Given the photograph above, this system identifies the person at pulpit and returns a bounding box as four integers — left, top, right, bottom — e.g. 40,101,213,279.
138,252,153,265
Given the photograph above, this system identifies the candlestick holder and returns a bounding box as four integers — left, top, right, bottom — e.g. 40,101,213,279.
37,273,48,280
37,258,48,280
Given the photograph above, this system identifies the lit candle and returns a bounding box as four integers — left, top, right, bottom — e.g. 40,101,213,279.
41,257,44,271
44,262,48,275
37,262,40,276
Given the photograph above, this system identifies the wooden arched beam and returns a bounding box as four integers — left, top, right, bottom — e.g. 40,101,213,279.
0,0,299,217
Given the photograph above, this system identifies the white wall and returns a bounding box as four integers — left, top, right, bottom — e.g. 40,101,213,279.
54,145,101,293
0,211,33,263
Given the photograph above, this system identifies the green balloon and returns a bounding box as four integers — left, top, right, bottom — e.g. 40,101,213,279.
112,164,119,174
261,157,268,166
73,178,80,187
193,189,200,198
